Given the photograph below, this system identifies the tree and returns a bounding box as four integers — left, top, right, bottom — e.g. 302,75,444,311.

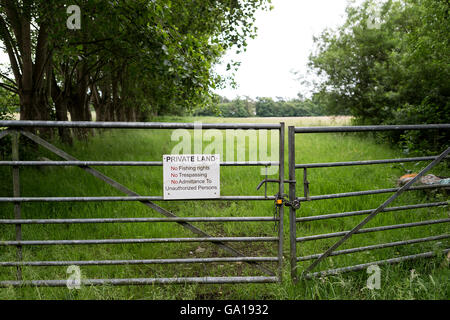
0,0,54,122
308,0,449,153
0,0,271,140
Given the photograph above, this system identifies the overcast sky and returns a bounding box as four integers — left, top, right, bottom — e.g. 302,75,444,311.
214,0,359,100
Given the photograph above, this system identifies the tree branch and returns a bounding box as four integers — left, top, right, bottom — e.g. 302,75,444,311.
33,22,49,89
0,81,18,93
0,15,21,83
0,0,23,55
0,71,16,86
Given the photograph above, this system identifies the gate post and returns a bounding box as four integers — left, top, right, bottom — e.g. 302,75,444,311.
288,126,298,282
277,123,285,281
11,131,22,280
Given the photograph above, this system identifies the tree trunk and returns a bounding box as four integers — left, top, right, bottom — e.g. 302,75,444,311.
51,72,73,144
68,92,89,140
125,106,136,122
67,63,93,139
0,3,53,140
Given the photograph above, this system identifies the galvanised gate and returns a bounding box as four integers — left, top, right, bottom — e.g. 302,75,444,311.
287,124,449,280
0,120,285,287
0,121,448,287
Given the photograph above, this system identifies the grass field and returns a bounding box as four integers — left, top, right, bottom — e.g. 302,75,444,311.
0,116,448,300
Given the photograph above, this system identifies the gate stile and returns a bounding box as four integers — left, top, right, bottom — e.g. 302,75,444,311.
0,120,284,287
288,124,450,280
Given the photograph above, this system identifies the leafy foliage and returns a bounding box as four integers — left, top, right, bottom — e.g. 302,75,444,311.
308,0,449,153
255,97,326,117
0,1,271,139
193,95,327,118
0,86,18,121
0,86,18,158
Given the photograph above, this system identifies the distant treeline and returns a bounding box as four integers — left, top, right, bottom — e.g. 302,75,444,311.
193,96,329,117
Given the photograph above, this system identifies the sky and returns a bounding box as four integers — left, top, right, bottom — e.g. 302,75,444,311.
214,0,359,101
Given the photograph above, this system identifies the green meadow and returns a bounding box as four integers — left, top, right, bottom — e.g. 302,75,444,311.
0,116,448,300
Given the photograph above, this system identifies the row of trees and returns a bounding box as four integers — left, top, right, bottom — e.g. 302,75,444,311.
194,95,327,117
0,0,270,141
308,0,449,153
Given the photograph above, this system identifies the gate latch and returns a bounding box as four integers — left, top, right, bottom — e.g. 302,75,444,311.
284,198,301,210
274,194,301,210
273,194,300,232
273,194,284,232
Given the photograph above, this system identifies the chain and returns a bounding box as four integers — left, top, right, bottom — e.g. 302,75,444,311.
273,193,284,232
285,198,301,210
273,197,281,233
273,193,301,232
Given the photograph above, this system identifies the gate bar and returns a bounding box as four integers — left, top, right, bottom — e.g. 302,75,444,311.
0,257,279,267
302,146,450,275
1,120,281,130
0,161,279,167
298,234,449,261
0,276,279,288
0,236,279,246
296,184,448,202
304,249,450,279
296,218,450,242
295,156,449,168
0,196,277,202
0,217,277,224
294,124,450,133
296,201,449,222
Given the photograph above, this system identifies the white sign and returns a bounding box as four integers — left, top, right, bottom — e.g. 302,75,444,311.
163,154,220,200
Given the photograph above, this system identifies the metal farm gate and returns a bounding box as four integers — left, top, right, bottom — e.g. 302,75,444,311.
0,121,449,287
287,124,450,280
0,121,285,287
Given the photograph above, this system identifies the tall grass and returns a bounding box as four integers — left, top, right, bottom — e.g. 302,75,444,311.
0,116,448,300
